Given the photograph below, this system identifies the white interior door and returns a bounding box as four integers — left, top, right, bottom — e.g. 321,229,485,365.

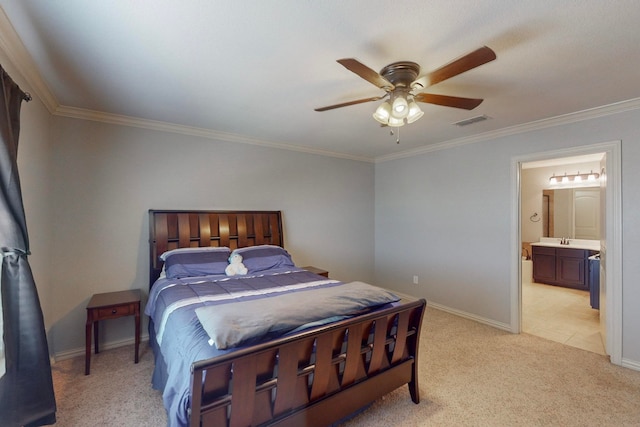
599,156,607,352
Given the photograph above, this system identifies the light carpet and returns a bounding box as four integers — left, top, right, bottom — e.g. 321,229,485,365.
49,307,640,426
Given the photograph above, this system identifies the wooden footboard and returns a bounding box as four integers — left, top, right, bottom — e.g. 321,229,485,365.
189,298,426,427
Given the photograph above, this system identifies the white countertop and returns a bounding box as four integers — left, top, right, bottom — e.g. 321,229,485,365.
531,238,600,251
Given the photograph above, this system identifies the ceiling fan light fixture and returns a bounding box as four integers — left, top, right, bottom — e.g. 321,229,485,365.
316,47,497,136
387,116,405,127
391,94,409,119
372,101,392,124
406,100,424,124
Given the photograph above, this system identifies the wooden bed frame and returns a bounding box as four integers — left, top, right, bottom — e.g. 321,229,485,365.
148,210,426,427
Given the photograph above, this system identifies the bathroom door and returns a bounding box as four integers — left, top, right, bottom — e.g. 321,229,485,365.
598,156,607,353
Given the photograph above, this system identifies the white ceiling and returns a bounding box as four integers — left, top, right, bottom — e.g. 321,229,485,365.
1,1,640,161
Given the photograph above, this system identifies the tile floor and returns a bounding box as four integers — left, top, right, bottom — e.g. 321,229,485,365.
522,279,605,355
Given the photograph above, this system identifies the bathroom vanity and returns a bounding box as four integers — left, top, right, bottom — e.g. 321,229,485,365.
531,238,599,291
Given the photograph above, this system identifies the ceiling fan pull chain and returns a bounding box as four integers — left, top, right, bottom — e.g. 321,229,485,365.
388,127,401,144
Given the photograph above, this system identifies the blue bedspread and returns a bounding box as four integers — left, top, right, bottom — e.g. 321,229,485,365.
145,267,344,427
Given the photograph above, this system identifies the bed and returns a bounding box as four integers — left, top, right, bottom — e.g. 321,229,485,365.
146,209,426,427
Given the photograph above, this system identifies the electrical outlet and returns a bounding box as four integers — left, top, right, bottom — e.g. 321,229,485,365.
413,275,419,285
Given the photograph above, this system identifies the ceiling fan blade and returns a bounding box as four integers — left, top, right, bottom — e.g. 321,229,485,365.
412,46,496,89
314,95,385,112
337,58,394,90
414,93,484,110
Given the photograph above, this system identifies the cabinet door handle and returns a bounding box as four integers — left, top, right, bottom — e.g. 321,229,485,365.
112,309,117,314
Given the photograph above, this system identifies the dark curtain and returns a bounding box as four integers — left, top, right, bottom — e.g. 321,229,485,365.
0,67,56,426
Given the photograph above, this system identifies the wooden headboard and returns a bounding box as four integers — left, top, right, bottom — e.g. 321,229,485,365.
148,210,284,288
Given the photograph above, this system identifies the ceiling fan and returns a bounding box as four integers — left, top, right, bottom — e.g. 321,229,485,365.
315,46,496,127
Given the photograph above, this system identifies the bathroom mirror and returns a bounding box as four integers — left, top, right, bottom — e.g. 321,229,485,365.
542,188,600,239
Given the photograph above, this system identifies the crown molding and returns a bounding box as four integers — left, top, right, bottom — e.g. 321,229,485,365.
54,105,374,163
57,97,640,166
375,97,640,163
0,7,58,113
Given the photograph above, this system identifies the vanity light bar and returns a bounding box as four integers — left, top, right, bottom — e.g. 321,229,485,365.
549,171,600,185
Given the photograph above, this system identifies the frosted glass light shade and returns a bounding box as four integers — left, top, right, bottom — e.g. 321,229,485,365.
391,96,409,118
387,116,405,127
406,101,424,123
549,171,600,186
372,101,391,124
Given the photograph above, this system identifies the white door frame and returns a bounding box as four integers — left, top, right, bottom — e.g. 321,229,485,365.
511,140,622,365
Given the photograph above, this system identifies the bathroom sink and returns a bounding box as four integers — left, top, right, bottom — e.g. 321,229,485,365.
531,238,600,251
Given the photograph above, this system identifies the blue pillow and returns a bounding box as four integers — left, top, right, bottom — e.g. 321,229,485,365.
232,245,295,274
161,247,231,278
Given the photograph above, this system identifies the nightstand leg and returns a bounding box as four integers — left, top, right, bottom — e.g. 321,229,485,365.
85,321,91,375
94,321,100,354
134,310,140,364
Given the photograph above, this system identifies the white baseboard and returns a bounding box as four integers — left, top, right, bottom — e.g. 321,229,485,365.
52,334,149,363
621,357,640,372
427,302,512,332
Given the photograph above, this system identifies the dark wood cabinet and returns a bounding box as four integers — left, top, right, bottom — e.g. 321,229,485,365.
556,248,587,288
532,246,597,290
531,246,556,284
589,255,600,309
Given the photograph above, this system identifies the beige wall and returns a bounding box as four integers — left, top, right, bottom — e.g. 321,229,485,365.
45,117,375,356
374,110,640,368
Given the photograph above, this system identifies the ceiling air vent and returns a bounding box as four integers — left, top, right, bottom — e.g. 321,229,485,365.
452,114,490,127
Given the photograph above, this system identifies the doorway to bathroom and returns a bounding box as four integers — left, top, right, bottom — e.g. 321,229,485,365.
515,142,622,364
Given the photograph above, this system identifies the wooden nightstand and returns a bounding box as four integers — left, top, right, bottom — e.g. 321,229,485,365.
85,289,141,375
302,266,329,277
